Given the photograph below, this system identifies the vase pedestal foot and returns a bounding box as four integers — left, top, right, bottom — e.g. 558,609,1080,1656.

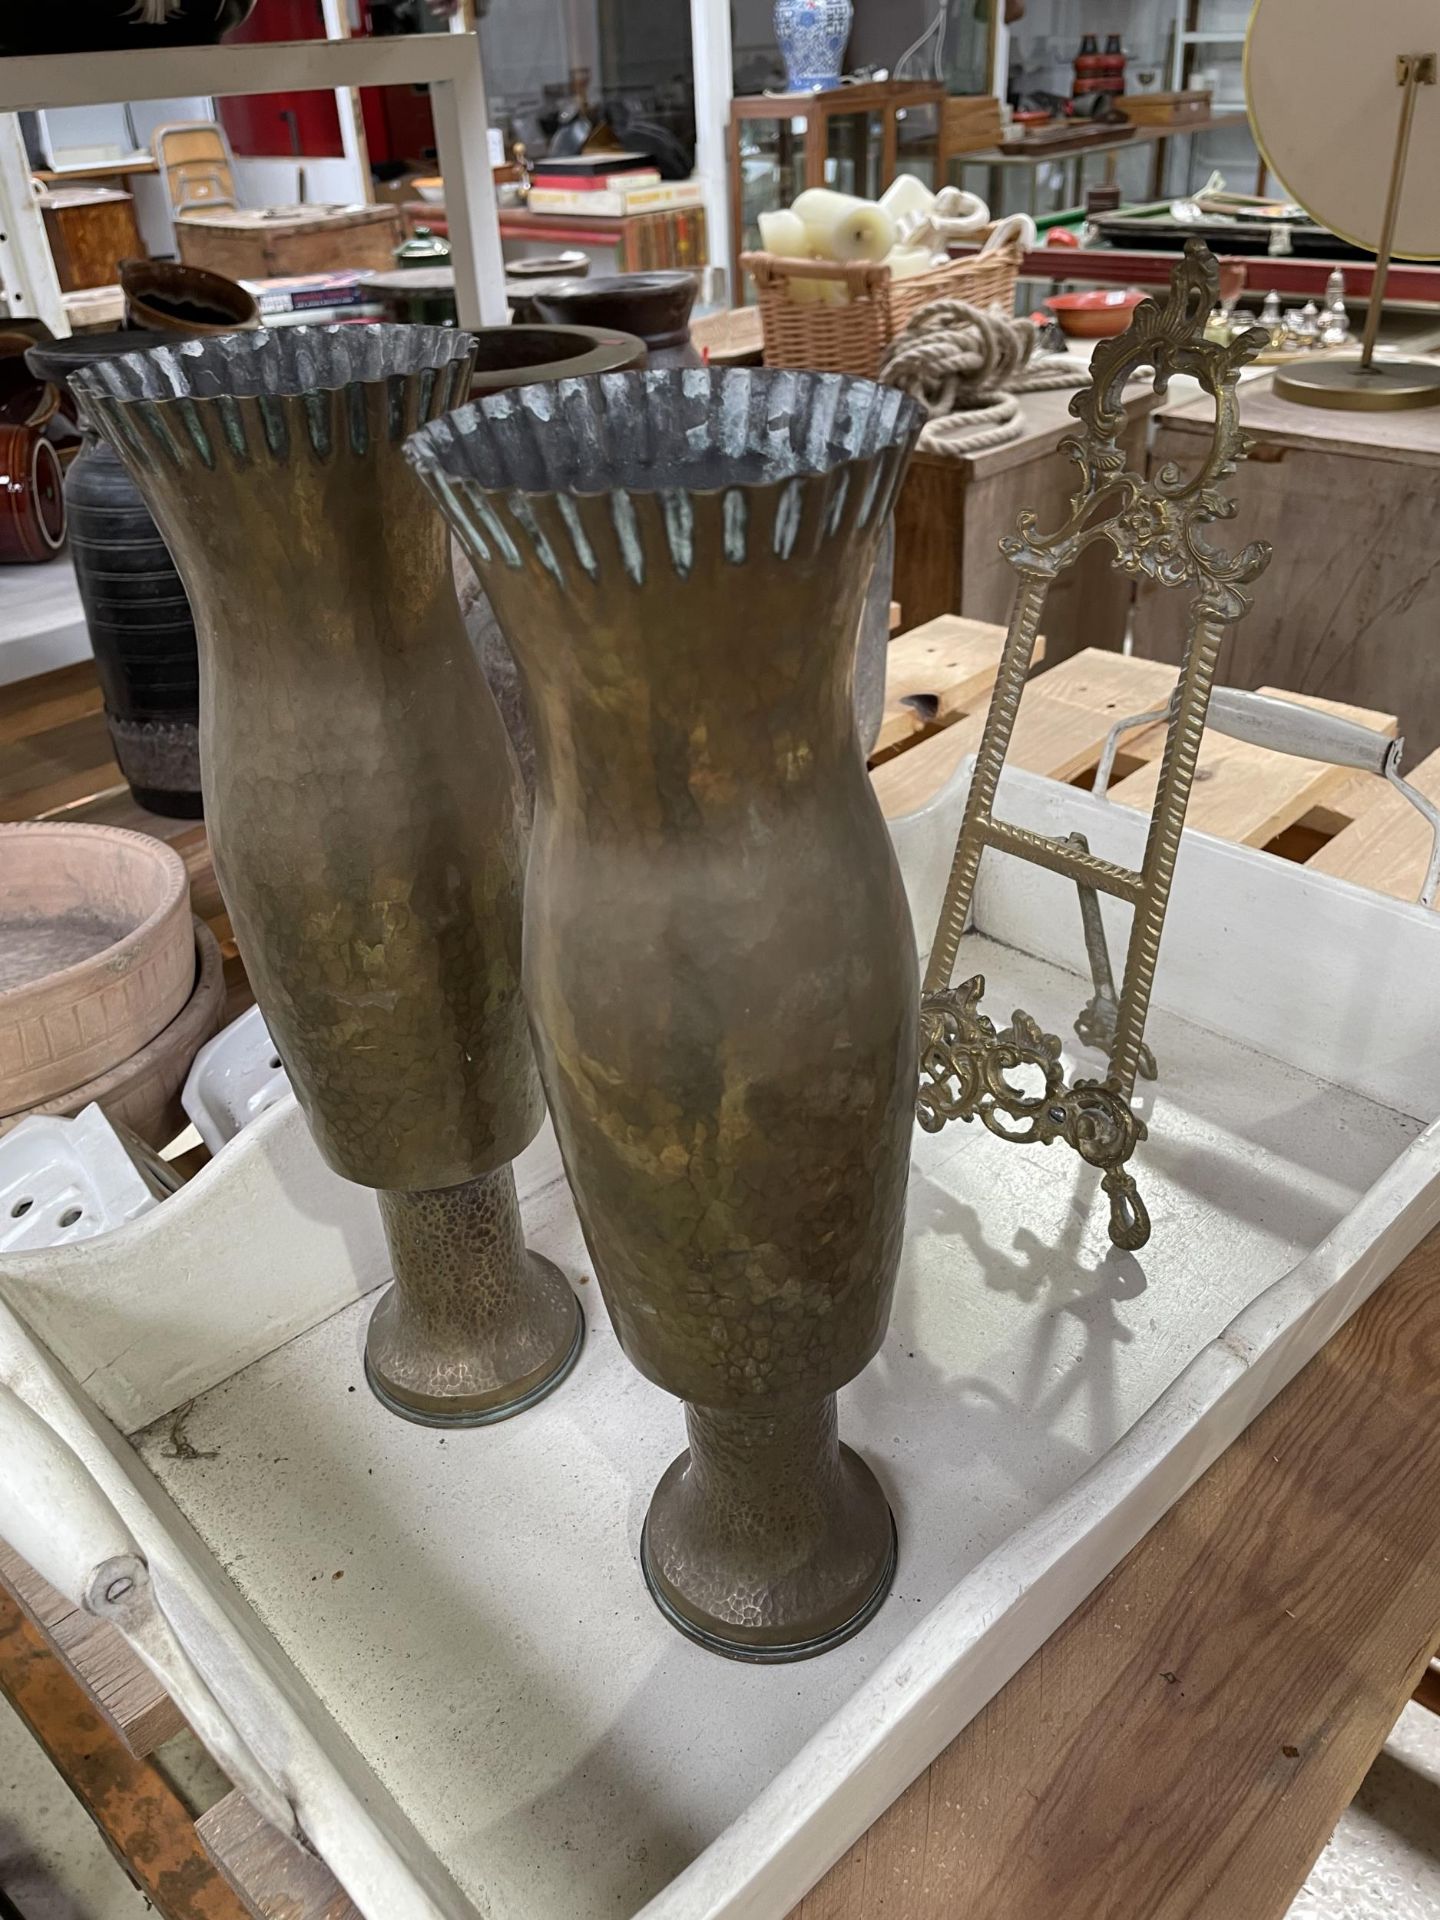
639,1395,896,1663
365,1164,584,1428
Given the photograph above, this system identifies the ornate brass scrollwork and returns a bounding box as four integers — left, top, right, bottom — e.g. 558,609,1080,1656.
917,242,1271,1250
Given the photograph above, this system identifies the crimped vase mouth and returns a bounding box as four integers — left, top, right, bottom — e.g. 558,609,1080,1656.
68,323,473,407
404,366,924,500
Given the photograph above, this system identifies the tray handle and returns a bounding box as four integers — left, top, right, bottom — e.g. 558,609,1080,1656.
1090,687,1440,906
0,1380,300,1842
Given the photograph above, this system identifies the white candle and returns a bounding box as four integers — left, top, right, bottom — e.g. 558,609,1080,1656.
791,187,896,263
757,208,810,257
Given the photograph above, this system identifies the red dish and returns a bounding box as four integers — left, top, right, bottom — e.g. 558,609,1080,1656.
1044,287,1146,338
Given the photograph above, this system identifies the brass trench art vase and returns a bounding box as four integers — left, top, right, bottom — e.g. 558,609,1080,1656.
408,368,924,1659
71,326,584,1426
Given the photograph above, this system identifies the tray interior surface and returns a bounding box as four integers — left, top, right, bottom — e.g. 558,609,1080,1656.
133,935,1422,1920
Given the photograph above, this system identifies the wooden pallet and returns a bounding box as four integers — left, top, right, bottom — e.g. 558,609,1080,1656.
869,622,1428,908
0,1540,183,1756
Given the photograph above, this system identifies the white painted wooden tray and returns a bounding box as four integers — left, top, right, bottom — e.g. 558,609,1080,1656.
2,760,1438,1920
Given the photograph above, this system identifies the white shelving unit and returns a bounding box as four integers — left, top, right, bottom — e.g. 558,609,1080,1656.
1169,2,1250,89
0,30,508,329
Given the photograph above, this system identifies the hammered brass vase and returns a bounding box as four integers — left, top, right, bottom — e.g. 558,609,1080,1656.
71,327,583,1427
409,369,923,1658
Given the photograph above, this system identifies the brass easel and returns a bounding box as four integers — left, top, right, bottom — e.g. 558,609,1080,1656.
917,243,1270,1250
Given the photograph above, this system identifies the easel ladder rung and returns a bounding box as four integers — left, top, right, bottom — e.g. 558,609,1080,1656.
983,818,1146,904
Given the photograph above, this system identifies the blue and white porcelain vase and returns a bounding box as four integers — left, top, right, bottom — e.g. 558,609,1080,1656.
774,0,852,91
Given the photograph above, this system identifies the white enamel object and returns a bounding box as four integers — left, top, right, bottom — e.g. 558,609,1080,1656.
0,761,1437,1920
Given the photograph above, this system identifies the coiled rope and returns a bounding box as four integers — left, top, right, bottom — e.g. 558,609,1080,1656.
879,300,1089,455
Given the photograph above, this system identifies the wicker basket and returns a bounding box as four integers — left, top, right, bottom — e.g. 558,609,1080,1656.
741,241,1023,380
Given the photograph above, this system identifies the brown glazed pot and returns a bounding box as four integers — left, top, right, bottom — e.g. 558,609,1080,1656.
71,326,583,1428
531,272,703,368
0,424,65,563
409,368,924,1658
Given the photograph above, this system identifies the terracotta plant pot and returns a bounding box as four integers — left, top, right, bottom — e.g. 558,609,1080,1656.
0,822,193,1117
3,923,226,1149
532,272,703,368
409,367,924,1658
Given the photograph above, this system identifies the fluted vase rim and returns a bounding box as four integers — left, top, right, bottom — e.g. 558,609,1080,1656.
67,322,474,412
403,365,925,507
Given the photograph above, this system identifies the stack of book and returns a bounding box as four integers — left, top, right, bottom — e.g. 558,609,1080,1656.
243,272,384,325
527,152,705,219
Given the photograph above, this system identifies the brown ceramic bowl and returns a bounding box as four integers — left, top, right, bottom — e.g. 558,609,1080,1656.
3,923,226,1148
505,252,590,280
119,257,260,334
532,272,701,367
467,324,646,394
0,823,194,1115
0,332,60,430
1044,288,1146,338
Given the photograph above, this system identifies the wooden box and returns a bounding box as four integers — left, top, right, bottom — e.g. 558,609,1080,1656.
1118,88,1213,125
38,187,143,293
1133,374,1440,757
942,93,1005,155
175,205,401,280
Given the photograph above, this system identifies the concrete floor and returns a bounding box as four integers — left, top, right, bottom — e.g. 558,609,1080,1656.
1,1685,1439,1916
0,1692,150,1919
1288,1703,1440,1920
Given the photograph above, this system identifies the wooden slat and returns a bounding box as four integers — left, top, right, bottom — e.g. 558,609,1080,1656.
197,1791,361,1920
0,660,103,749
0,1541,185,1755
793,1225,1440,1920
0,1581,249,1920
0,710,119,820
1307,745,1440,908
872,650,1176,818
1413,1661,1440,1715
1109,689,1397,848
873,615,1045,761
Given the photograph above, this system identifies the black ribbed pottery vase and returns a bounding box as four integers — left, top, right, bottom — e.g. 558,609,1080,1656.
409,369,923,1658
29,332,205,817
71,327,583,1427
